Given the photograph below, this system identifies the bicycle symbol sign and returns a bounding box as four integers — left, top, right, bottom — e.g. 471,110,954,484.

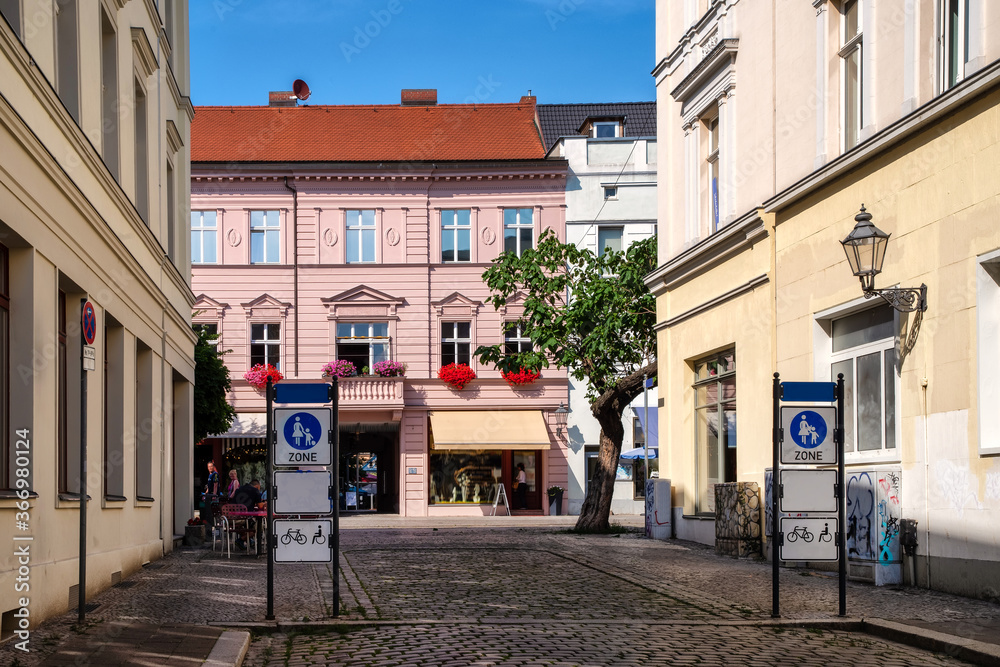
779,517,839,562
273,519,332,563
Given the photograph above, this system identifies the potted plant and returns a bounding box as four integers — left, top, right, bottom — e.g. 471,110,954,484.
437,363,476,390
372,360,407,377
243,363,283,392
502,367,541,387
184,517,207,546
547,486,564,516
322,359,357,378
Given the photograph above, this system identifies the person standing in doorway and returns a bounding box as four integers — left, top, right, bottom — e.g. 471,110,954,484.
515,463,528,510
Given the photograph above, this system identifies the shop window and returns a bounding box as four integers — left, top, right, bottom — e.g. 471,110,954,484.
336,322,389,372
346,209,376,263
250,323,281,369
429,450,502,504
250,210,280,264
693,349,736,514
441,321,471,366
503,208,533,257
830,305,896,454
441,209,471,263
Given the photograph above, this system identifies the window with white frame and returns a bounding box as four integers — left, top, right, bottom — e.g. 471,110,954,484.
441,209,471,263
250,210,280,264
693,349,736,514
976,250,1000,455
603,186,618,201
503,208,533,256
250,323,281,369
191,211,217,264
591,120,621,138
346,209,376,263
336,322,389,372
193,322,219,346
939,0,968,91
598,227,623,258
503,322,531,355
706,116,720,231
840,0,863,151
829,305,896,454
441,321,471,366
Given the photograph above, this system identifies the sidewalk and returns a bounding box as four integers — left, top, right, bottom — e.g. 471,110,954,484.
2,515,998,666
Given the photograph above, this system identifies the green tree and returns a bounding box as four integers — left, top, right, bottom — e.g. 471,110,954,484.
475,229,657,531
193,325,236,444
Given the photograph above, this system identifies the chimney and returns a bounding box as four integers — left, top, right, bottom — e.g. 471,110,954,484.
519,95,537,105
269,91,296,107
401,89,437,106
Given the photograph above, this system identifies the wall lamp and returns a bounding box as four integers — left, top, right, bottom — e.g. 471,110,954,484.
840,205,927,312
554,402,569,437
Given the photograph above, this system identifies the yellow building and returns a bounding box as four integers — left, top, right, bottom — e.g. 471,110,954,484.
0,0,194,628
650,0,1000,596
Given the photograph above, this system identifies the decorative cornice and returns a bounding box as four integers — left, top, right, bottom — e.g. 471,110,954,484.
131,27,158,78
655,274,769,331
670,38,739,102
431,292,482,316
166,65,195,119
165,119,183,154
241,294,291,318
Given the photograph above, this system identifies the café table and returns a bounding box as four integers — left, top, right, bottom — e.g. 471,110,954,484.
225,509,267,557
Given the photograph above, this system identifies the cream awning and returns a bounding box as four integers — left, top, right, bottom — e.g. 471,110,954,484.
429,410,551,451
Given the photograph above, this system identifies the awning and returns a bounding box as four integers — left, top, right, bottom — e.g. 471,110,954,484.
429,410,551,451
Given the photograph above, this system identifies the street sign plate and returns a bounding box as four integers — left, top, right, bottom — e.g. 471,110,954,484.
81,301,97,345
273,470,332,515
273,519,332,563
779,516,838,561
781,381,836,402
83,345,96,371
274,382,331,405
781,406,837,465
273,408,332,466
779,469,837,513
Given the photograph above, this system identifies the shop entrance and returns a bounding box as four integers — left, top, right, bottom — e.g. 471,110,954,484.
510,451,541,511
339,427,398,513
428,449,543,511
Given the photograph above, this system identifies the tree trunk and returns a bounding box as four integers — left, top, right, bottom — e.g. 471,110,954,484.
574,362,657,532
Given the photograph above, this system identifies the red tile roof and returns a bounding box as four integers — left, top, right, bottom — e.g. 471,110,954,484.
191,103,546,163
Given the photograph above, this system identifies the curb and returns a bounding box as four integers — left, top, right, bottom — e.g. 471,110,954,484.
204,629,251,667
861,618,1000,667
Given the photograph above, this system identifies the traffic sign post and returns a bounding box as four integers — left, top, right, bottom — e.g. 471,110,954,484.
779,517,839,561
78,298,97,624
272,519,333,563
274,408,332,466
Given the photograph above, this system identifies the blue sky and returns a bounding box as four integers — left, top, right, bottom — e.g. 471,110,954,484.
190,0,655,107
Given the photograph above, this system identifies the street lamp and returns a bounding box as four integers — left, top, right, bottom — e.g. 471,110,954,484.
840,205,927,312
554,402,569,438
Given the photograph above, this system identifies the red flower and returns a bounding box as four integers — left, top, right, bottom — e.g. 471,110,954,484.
243,363,283,390
502,367,541,387
437,363,476,390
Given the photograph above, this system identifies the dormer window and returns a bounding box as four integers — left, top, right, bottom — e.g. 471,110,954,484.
592,121,621,138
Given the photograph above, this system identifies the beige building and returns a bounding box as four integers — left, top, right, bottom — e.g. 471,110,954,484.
649,0,1000,597
0,0,194,629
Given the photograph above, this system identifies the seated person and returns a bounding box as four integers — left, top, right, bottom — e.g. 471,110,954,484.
232,480,262,549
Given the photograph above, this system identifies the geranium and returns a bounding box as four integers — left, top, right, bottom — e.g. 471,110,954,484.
502,367,541,387
186,517,207,526
322,359,357,378
243,363,283,390
372,360,407,377
437,363,476,390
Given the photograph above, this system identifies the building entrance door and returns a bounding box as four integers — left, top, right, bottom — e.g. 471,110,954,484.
508,451,541,511
339,428,398,513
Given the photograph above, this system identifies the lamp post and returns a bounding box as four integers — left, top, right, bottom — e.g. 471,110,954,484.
554,402,569,439
840,205,927,312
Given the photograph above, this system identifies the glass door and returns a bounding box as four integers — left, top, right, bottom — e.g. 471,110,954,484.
512,451,541,510
340,451,378,512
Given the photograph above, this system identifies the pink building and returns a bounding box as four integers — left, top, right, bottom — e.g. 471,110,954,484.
190,91,569,516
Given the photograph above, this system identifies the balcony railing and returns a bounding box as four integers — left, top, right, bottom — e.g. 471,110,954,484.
337,376,404,408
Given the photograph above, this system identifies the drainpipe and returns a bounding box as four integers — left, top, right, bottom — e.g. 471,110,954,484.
284,177,299,377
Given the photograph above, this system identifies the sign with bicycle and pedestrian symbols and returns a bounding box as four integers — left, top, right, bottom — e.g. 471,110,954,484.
780,517,839,562
273,408,332,466
272,519,333,563
780,406,837,465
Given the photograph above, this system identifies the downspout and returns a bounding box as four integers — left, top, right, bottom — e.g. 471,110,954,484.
284,177,299,377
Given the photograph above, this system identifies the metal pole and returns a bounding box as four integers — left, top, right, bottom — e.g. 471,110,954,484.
78,299,87,624
643,373,649,483
771,372,780,618
837,373,846,617
265,377,274,621
331,377,340,618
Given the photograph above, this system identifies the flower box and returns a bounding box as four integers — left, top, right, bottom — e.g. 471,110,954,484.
438,363,476,390
371,360,407,377
322,359,358,378
243,363,283,390
502,367,541,387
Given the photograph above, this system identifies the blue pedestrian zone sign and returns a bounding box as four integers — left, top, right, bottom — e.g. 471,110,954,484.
274,408,332,466
780,406,837,465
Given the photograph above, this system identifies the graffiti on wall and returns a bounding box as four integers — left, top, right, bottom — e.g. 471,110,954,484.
934,459,983,517
645,478,654,538
877,471,900,563
846,471,875,560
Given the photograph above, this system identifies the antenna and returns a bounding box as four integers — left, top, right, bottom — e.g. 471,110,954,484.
292,79,311,101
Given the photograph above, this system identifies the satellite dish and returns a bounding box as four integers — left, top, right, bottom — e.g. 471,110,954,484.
293,79,311,101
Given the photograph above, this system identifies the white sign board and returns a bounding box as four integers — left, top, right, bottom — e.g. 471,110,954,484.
273,408,332,466
273,519,333,563
779,469,838,513
83,345,96,371
779,517,838,562
781,406,837,465
273,470,332,515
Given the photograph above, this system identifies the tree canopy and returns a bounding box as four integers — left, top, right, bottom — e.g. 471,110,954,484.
193,325,236,445
475,230,658,531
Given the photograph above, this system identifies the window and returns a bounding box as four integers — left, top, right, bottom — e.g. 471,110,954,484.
597,227,623,257
191,211,217,264
250,210,280,264
504,322,531,355
503,208,533,257
336,322,389,372
592,121,619,138
135,340,153,500
441,322,471,366
58,290,68,493
250,323,281,369
166,162,176,262
193,322,219,346
346,209,376,263
603,186,617,200
840,0,863,150
100,9,118,178
633,416,645,448
693,349,736,514
55,0,80,122
441,209,471,263
939,0,968,91
706,116,720,231
976,250,1000,455
830,305,896,454
0,244,7,488
104,316,125,499
133,79,148,222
